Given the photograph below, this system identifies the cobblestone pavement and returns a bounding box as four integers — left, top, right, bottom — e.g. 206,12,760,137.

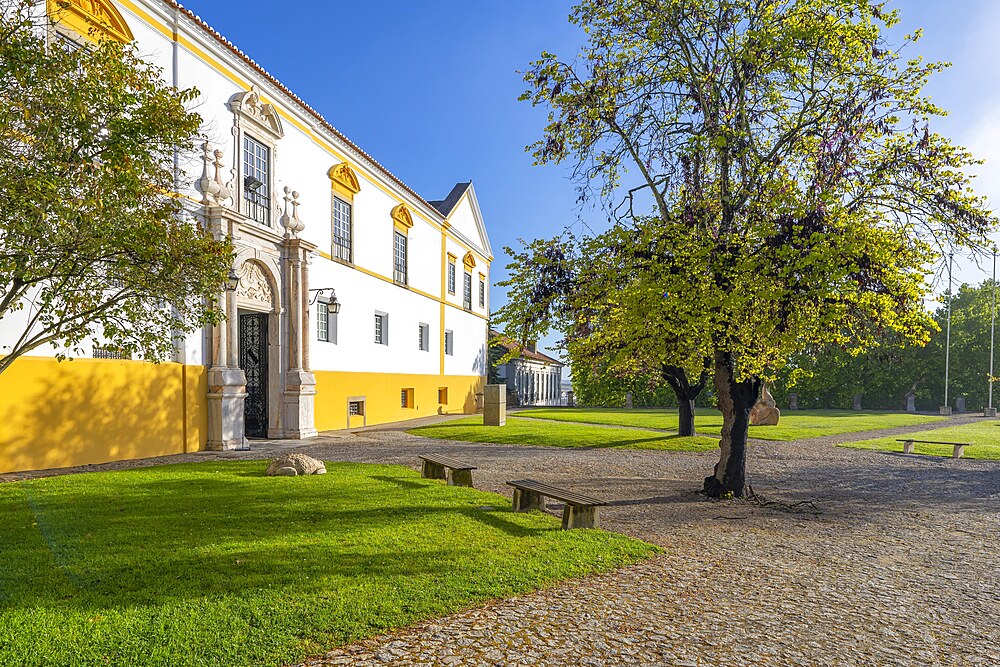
3,416,998,665
290,422,1000,667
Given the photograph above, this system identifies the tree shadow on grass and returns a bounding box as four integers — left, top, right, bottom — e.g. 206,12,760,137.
0,463,569,614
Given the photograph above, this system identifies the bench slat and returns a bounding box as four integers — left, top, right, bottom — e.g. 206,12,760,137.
507,479,606,506
894,440,970,446
418,454,476,471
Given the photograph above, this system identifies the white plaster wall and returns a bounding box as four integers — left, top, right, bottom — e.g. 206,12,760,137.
3,0,492,380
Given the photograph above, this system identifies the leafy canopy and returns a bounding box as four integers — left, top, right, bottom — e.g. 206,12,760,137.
0,1,232,373
498,0,995,384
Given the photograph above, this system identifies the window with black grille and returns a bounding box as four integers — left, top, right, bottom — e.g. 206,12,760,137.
243,135,270,225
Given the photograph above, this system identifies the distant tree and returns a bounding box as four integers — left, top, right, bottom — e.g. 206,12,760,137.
506,0,995,496
0,2,232,375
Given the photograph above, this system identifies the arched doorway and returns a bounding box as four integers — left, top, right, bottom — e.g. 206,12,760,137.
234,260,277,438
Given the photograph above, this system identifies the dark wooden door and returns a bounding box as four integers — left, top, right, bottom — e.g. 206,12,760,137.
239,313,269,438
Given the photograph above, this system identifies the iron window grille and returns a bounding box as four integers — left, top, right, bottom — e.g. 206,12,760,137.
333,197,352,262
243,135,271,225
375,314,384,344
447,262,456,294
444,330,454,356
479,279,485,308
463,272,472,310
93,345,130,360
393,231,407,285
349,400,364,416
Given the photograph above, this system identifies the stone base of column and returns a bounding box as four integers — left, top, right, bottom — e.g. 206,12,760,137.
939,405,953,416
984,407,997,418
280,369,318,439
206,366,248,451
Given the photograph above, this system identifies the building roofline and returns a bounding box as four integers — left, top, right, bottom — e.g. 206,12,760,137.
159,1,481,243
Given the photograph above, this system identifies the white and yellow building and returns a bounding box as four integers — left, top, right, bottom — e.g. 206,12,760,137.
0,0,493,473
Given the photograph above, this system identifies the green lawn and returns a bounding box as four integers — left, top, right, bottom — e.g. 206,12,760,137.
0,462,656,667
840,420,1000,460
409,415,719,451
513,408,947,441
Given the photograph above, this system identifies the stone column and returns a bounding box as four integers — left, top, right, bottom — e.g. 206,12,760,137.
852,394,862,411
625,391,634,409
205,208,247,452
788,393,798,410
906,393,916,413
282,238,317,440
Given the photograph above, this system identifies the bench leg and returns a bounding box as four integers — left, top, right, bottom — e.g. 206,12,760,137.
953,445,965,459
512,489,542,512
902,440,914,455
421,460,446,480
448,469,474,487
562,505,598,530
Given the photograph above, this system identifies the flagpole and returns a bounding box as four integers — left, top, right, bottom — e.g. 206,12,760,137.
943,251,953,416
989,248,997,416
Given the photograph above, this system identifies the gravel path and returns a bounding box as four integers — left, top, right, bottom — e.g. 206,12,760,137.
3,415,998,665
293,421,1000,667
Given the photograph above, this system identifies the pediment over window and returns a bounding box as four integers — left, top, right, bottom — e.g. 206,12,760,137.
463,251,476,269
229,86,284,139
48,0,134,43
328,162,361,197
391,204,413,230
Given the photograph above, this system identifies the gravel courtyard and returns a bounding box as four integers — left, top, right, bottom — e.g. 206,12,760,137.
5,416,998,666
292,418,1000,667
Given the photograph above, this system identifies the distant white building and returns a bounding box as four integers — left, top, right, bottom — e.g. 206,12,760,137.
493,335,564,407
0,0,492,474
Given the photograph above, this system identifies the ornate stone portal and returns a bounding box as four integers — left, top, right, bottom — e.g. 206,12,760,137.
202,146,318,449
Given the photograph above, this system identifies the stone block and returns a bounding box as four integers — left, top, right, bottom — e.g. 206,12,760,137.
906,394,916,413
788,393,798,410
984,407,997,418
939,406,953,416
483,384,506,426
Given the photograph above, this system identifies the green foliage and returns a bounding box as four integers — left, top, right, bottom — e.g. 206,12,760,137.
410,415,719,450
0,2,232,372
0,461,656,667
501,0,996,492
842,420,1000,460
774,280,1000,411
571,361,717,408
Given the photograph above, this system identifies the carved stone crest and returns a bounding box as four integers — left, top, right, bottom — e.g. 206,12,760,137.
236,261,274,307
229,86,284,138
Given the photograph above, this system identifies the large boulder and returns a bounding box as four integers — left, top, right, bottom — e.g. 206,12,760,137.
265,454,327,477
749,384,781,426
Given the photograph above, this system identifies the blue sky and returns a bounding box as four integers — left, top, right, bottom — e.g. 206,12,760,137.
179,0,1000,359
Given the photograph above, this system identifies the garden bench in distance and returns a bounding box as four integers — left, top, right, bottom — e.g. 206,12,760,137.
506,479,607,529
419,454,476,487
896,439,971,459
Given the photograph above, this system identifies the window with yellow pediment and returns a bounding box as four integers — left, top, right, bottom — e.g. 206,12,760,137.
47,0,134,44
327,162,361,202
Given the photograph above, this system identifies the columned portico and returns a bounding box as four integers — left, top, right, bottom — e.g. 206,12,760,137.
200,145,320,448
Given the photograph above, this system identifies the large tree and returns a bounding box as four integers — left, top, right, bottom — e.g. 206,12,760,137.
0,1,232,374
503,0,995,496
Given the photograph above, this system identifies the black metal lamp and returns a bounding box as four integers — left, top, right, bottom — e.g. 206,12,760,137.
226,267,239,291
309,288,341,314
244,175,264,192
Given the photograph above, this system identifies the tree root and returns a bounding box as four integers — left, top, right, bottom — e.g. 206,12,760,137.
745,485,822,515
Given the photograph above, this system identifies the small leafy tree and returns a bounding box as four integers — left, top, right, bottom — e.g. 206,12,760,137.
504,0,995,496
0,1,232,374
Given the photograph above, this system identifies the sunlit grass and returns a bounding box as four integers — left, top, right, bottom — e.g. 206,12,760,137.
513,408,947,441
840,420,1000,460
409,415,719,451
0,461,657,667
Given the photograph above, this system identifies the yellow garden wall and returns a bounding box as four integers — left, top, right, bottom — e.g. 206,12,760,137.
0,357,207,474
314,371,484,431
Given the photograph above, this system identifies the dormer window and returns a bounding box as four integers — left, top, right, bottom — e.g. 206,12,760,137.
243,135,270,225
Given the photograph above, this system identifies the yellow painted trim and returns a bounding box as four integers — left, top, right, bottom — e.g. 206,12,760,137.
49,0,135,44
462,251,477,270
313,370,484,431
391,203,414,231
328,162,361,198
447,252,457,261
0,357,207,474
440,230,448,375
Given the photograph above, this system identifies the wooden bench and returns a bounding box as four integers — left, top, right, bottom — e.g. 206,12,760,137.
896,439,971,459
419,454,476,487
506,479,607,530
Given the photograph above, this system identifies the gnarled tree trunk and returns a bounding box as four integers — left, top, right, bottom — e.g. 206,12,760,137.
704,351,760,497
662,362,710,437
